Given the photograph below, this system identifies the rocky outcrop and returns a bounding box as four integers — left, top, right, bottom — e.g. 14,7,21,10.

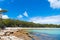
0,29,40,40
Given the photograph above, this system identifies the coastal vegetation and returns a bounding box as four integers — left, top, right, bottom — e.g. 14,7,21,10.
0,19,60,28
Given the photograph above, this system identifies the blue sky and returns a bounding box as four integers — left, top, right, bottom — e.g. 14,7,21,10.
0,0,60,24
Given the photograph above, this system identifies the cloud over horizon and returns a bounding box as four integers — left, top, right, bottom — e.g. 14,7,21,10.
2,15,9,19
17,15,23,19
29,15,60,24
48,0,60,9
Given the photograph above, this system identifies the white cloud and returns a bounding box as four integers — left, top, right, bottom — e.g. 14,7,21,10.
48,0,60,9
2,15,9,19
23,11,28,17
17,11,28,19
29,15,60,24
0,8,2,10
17,15,23,19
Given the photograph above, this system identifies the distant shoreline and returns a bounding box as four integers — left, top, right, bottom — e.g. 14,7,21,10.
5,27,60,30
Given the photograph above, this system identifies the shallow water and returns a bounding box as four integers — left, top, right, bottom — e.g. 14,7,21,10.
28,29,60,34
27,29,60,40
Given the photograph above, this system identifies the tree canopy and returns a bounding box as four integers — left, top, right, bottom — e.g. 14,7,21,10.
0,19,60,28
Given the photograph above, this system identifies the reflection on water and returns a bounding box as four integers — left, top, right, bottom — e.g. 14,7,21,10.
27,29,60,40
28,29,60,34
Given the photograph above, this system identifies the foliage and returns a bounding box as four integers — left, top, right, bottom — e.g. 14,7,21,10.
0,19,60,28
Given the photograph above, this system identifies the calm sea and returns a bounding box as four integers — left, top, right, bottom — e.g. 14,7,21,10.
28,29,60,40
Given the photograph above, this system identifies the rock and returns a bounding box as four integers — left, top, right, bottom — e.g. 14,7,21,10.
0,36,24,40
0,29,40,40
12,30,32,40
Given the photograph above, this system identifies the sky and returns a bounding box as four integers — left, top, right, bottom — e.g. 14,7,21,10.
0,0,60,24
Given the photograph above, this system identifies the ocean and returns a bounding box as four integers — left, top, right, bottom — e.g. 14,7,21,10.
28,29,60,40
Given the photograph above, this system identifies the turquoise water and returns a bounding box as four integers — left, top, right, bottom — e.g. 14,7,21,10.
28,29,60,34
28,29,60,40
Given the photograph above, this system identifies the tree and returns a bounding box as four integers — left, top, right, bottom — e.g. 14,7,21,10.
0,8,7,29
